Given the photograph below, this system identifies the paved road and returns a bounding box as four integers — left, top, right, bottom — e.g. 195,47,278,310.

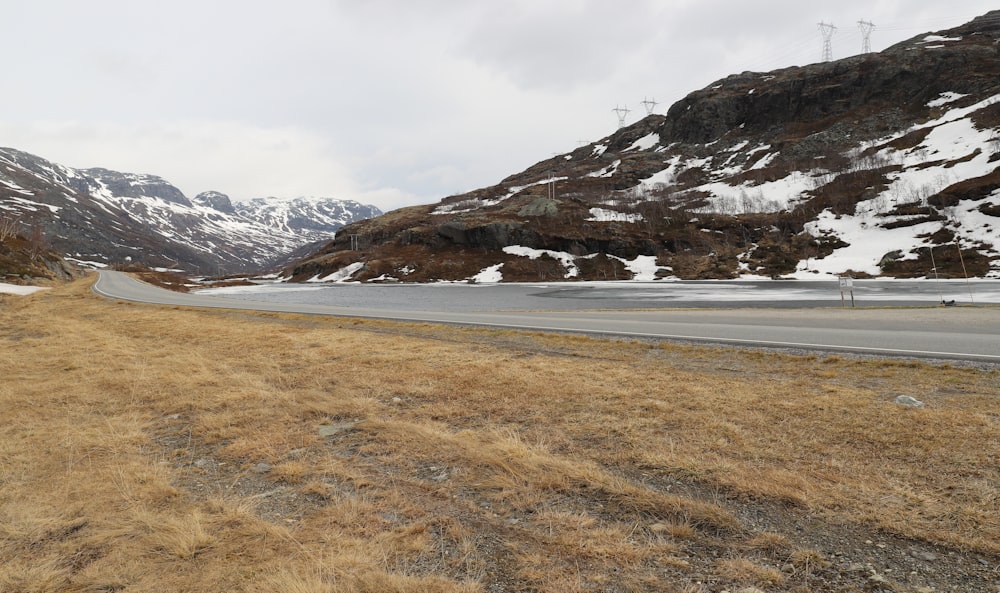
94,271,1000,363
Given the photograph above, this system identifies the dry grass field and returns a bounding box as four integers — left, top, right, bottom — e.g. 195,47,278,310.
1,276,998,592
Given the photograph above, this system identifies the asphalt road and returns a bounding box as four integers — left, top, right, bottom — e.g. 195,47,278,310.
94,271,1000,363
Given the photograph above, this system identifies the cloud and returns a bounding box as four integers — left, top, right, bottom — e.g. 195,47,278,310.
456,1,666,91
3,0,998,215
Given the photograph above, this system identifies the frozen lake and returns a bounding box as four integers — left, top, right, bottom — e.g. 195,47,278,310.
195,279,1000,312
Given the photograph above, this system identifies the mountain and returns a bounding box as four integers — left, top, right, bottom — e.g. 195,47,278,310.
286,12,1000,283
234,197,382,245
0,149,381,274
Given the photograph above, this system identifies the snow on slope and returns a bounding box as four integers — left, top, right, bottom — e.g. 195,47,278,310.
801,93,1000,278
77,172,305,264
235,197,382,242
0,148,382,271
0,283,50,295
618,92,1000,278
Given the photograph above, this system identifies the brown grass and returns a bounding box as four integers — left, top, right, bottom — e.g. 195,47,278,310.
1,275,998,592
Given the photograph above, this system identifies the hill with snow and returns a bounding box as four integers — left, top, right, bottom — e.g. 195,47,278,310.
287,12,1000,283
0,149,381,274
234,197,382,245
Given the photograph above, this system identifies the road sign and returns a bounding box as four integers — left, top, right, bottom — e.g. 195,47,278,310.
839,276,855,307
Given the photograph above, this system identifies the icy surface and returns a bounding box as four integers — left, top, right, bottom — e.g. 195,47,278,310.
195,278,1000,310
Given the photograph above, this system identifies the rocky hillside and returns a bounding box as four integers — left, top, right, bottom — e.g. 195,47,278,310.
0,149,381,274
287,12,1000,283
0,223,79,285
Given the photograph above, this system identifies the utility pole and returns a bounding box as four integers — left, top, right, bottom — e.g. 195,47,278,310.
549,153,561,200
858,20,875,54
612,105,631,129
640,97,658,116
818,22,837,62
928,245,943,303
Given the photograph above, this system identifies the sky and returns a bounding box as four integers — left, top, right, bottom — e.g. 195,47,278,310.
1,1,997,212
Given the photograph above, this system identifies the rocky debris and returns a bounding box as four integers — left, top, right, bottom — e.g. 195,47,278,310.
317,421,358,437
250,462,272,474
517,198,560,217
895,395,925,407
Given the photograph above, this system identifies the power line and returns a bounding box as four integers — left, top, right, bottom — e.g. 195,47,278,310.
612,105,631,129
740,12,996,74
858,19,875,53
818,21,837,62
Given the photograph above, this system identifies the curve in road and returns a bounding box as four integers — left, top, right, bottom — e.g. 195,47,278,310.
94,271,1000,363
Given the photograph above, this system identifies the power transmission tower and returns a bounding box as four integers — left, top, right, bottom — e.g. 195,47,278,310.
858,20,875,54
818,22,837,62
612,105,631,128
641,97,658,115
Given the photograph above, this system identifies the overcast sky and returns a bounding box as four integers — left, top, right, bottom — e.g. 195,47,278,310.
1,1,996,212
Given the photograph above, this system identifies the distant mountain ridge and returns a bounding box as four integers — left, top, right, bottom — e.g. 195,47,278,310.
235,197,382,244
0,148,381,274
286,11,1000,283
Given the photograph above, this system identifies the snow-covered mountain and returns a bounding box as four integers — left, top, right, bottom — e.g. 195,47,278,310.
0,149,381,273
235,197,382,245
287,11,1000,283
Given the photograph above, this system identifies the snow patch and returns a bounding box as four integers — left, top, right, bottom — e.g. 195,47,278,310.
610,255,672,281
502,246,672,281
927,92,968,107
802,210,941,277
587,160,621,178
695,170,819,213
310,261,364,283
625,133,660,152
470,263,504,283
921,35,962,43
727,141,750,153
65,258,109,269
748,152,778,170
0,179,34,196
0,283,49,295
433,177,567,214
503,246,580,278
587,208,644,223
1,196,61,213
